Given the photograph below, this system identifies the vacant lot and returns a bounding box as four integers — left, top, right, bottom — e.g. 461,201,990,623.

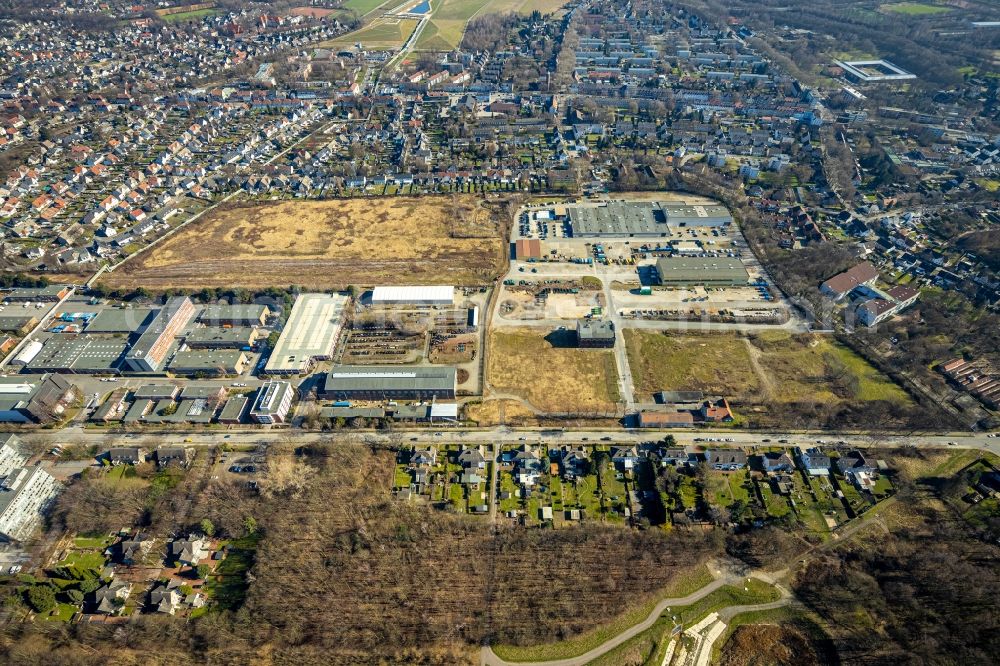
104,196,506,290
625,330,910,407
322,18,419,49
488,329,620,414
747,331,910,404
624,331,760,400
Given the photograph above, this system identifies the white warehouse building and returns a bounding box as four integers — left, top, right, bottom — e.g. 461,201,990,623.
0,465,61,542
0,434,28,475
370,286,455,306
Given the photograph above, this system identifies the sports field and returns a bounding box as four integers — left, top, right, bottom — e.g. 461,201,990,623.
881,2,950,15
103,196,506,290
488,330,621,414
159,8,220,22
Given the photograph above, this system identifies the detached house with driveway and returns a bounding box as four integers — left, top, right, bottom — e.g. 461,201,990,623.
761,452,794,473
457,446,486,470
514,445,543,486
837,450,879,492
169,535,209,567
612,446,641,472
557,446,589,480
799,448,831,476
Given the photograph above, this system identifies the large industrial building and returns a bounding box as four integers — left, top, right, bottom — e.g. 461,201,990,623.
0,465,61,542
0,375,78,423
264,293,347,375
0,435,27,476
654,257,750,287
566,201,732,238
184,327,260,350
321,365,457,400
123,296,196,372
25,337,128,374
0,315,39,336
249,380,294,424
167,350,250,376
568,202,668,237
197,304,270,327
371,286,455,306
3,285,71,302
84,308,156,334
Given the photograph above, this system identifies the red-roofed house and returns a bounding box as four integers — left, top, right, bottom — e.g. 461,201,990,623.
820,261,879,299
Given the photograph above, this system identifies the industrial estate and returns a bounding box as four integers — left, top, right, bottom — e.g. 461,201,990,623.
0,0,997,665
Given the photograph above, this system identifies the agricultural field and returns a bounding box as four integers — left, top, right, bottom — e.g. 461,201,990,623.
104,196,506,290
624,330,910,406
322,18,419,49
488,329,621,414
342,0,394,14
414,0,492,50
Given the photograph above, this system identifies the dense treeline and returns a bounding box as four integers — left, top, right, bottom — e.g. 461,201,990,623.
795,507,999,664
461,13,520,53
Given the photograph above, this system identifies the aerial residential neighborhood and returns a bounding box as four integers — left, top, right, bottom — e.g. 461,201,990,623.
0,0,997,664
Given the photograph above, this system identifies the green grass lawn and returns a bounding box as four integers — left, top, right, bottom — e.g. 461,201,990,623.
204,535,258,611
73,535,113,549
57,551,107,571
882,2,950,15
43,603,78,622
678,475,698,511
705,471,751,508
588,578,780,666
760,482,792,518
449,481,466,510
393,465,412,489
499,470,520,513
710,605,831,664
324,18,419,49
872,476,894,497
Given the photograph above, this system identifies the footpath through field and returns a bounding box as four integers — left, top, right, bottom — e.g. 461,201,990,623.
479,562,792,666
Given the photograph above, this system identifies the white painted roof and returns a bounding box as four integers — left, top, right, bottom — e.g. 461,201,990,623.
371,286,454,303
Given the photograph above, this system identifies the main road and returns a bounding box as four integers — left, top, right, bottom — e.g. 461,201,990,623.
20,425,1000,456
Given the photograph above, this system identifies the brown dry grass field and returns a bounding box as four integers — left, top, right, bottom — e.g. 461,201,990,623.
103,196,506,290
487,329,621,414
624,330,760,400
